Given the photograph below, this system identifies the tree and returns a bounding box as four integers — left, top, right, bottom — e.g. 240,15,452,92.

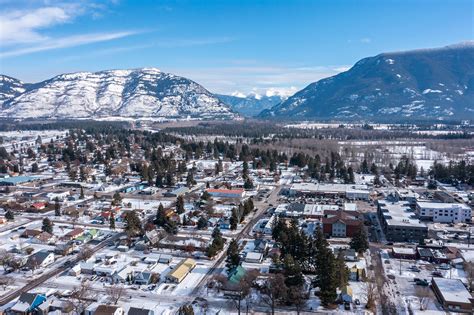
124,211,143,237
334,250,349,289
77,245,94,261
283,254,304,287
54,197,61,216
177,304,194,315
186,171,196,187
70,280,94,315
197,216,208,230
0,276,13,291
109,212,116,230
176,195,185,214
261,273,288,315
226,239,240,273
79,187,85,199
464,262,474,292
230,207,239,230
106,283,125,304
288,285,307,315
313,227,337,306
42,218,53,234
350,226,369,254
111,191,122,206
5,210,14,221
31,162,39,173
362,277,377,312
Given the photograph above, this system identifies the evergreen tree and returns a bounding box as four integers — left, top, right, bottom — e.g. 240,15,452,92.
350,226,369,254
42,218,53,234
197,216,208,230
313,227,337,306
109,212,116,230
79,187,85,199
230,208,238,230
31,162,39,173
226,239,240,273
334,250,349,289
5,210,14,221
54,197,61,216
124,211,143,237
283,254,304,287
155,203,166,226
176,195,185,214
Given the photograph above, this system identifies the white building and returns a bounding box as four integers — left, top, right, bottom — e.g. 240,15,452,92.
416,201,472,223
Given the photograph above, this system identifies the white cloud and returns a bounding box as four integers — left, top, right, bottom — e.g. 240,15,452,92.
0,6,72,44
0,31,138,58
168,64,350,95
347,38,372,44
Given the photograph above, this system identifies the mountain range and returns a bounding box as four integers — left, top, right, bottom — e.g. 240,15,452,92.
0,68,235,120
260,42,474,121
216,93,285,117
1,42,473,121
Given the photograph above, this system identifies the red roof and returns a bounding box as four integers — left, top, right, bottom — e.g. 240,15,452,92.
32,202,46,209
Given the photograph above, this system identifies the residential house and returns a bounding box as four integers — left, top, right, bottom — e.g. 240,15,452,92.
166,258,196,283
10,292,47,315
26,250,55,269
128,307,154,315
94,305,124,315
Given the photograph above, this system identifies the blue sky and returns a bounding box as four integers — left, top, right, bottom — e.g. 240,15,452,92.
0,0,472,96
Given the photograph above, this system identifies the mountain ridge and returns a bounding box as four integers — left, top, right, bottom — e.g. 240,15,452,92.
0,68,236,120
260,42,474,120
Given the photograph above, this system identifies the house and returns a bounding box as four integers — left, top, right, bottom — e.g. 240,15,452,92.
63,228,84,241
10,292,47,314
322,210,363,237
31,202,47,211
206,188,244,199
166,258,196,283
94,305,124,315
254,239,270,253
21,229,42,238
128,307,155,315
431,278,474,312
26,250,55,269
32,231,55,244
245,252,263,263
228,265,247,284
134,271,158,285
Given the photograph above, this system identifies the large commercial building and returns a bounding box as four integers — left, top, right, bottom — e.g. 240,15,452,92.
416,201,472,223
377,200,427,242
289,183,370,200
322,210,363,237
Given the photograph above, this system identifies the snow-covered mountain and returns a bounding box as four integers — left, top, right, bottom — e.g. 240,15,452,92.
216,93,285,117
260,42,474,121
0,75,27,107
0,68,236,119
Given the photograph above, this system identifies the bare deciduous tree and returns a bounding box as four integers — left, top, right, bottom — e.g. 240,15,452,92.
464,262,474,292
0,276,13,290
260,273,288,315
415,285,430,311
106,283,126,304
70,280,94,314
77,245,94,261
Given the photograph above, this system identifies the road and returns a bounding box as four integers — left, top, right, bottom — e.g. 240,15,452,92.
191,184,283,295
0,232,124,306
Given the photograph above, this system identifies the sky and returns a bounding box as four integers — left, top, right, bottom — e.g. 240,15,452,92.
0,0,472,96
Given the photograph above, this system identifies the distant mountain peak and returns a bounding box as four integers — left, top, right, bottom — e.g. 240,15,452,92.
0,68,236,120
260,43,474,121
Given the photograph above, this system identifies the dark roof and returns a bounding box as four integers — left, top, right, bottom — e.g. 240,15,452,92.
95,305,121,315
18,292,37,305
128,307,153,315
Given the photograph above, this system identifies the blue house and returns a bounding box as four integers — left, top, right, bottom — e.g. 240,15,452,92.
10,292,47,314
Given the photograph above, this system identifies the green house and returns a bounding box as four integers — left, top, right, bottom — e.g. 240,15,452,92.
228,265,246,284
